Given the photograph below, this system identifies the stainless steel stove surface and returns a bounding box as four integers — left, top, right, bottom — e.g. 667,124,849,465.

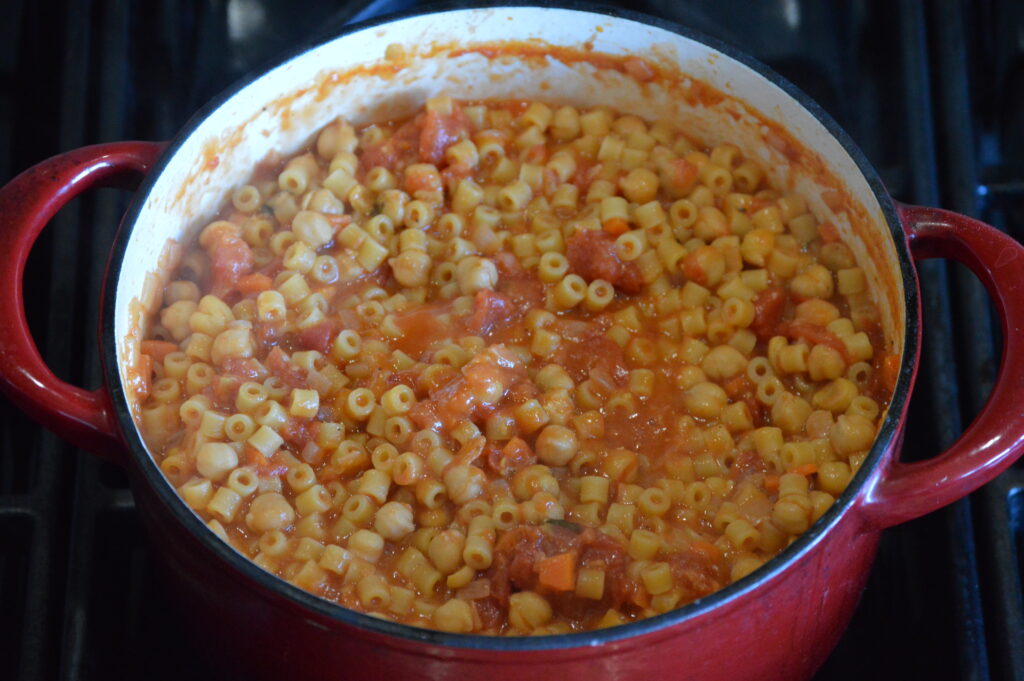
1,1,1020,679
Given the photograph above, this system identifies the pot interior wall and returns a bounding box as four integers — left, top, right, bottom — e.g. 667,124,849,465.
114,6,906,444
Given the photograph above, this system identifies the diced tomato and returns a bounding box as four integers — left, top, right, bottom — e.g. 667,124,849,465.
221,357,263,380
558,333,628,385
236,272,273,295
359,119,420,172
409,399,444,433
464,290,511,338
670,547,726,600
565,230,643,294
571,157,600,193
265,347,306,388
204,224,254,297
419,345,527,431
385,369,420,391
297,321,339,355
503,379,540,406
281,420,315,448
780,320,851,362
729,450,766,478
391,305,452,359
403,167,443,194
818,220,840,243
490,252,545,310
256,256,284,278
253,321,283,354
750,286,787,342
616,264,645,294
419,104,470,165
487,435,535,476
668,158,699,195
475,597,504,630
140,340,179,363
253,448,290,478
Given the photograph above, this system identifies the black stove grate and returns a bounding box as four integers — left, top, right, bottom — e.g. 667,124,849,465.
0,1,1020,679
938,0,1024,677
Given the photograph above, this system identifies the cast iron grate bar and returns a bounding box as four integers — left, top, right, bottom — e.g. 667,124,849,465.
933,1,1024,680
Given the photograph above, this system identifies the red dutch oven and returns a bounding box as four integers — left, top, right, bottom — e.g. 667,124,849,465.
1,5,1022,680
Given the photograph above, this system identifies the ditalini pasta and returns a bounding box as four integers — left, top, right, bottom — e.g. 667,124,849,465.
137,96,895,635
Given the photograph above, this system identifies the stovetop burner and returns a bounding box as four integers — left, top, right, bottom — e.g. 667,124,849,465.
0,1,1020,679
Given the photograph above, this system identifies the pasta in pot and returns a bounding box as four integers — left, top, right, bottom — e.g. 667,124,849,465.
137,95,895,635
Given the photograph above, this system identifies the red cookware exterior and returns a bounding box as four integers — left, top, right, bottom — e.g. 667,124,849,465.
1,6,1023,680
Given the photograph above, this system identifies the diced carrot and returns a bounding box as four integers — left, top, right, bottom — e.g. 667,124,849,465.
688,540,722,563
792,463,818,476
763,474,780,492
236,272,273,295
140,340,179,363
602,217,630,237
537,552,577,592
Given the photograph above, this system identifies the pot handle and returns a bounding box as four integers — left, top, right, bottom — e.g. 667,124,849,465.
0,142,164,465
860,203,1024,529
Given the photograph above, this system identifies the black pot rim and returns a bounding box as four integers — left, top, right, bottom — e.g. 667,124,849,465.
100,0,919,653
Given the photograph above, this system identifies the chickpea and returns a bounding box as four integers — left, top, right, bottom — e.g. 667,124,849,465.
455,256,498,295
374,501,415,540
210,326,254,365
682,381,728,419
428,529,466,575
390,250,432,288
740,228,775,266
292,210,335,249
160,300,198,341
508,591,553,633
433,599,475,633
820,242,856,271
620,167,659,204
701,345,748,381
535,424,578,466
245,492,295,532
790,264,834,300
195,442,238,481
829,413,877,456
443,464,486,505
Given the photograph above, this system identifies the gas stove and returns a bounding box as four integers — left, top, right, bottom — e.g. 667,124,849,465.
1,1,1020,679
